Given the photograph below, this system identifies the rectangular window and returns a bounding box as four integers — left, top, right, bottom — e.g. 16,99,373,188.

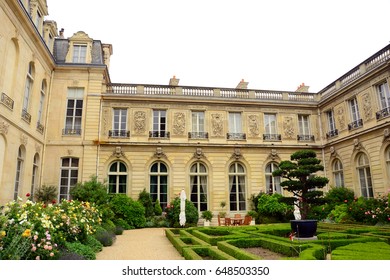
349,98,360,122
229,112,242,133
72,45,87,63
37,87,45,124
327,110,336,132
298,115,310,135
264,114,277,134
64,88,83,135
110,108,128,137
377,82,390,109
151,109,168,137
59,158,79,201
192,111,205,133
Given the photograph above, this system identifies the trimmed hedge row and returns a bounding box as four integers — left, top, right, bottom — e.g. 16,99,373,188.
331,242,390,260
192,229,249,246
183,246,236,260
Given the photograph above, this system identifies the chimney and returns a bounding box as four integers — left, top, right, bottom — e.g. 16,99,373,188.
236,79,248,89
296,82,309,92
169,75,179,86
59,28,64,38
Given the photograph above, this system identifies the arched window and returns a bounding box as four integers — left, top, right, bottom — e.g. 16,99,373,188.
108,161,127,194
190,162,208,211
386,146,390,181
229,162,246,211
265,162,281,194
23,62,34,113
30,153,39,200
14,146,25,200
356,153,373,198
60,157,79,201
333,159,344,187
150,162,168,209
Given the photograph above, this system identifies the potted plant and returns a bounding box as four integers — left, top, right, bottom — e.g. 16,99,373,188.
272,149,328,238
201,210,213,226
246,210,257,225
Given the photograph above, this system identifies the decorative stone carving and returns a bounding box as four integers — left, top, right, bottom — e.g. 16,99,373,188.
103,108,108,136
383,128,390,142
211,114,223,137
353,138,362,151
267,149,280,161
113,146,125,158
336,105,346,130
231,147,242,160
35,143,41,154
173,112,185,135
154,147,166,159
193,147,205,159
283,117,294,139
362,93,372,121
0,121,9,135
134,111,146,134
248,115,260,136
20,133,28,146
329,146,339,158
67,149,73,155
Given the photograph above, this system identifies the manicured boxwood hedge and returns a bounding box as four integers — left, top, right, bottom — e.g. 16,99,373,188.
183,246,236,260
331,242,390,260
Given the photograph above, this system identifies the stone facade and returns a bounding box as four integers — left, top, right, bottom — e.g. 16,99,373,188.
1,0,390,215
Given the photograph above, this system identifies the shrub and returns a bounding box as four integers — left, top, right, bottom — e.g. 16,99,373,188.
109,194,146,228
138,189,155,218
63,241,96,260
34,185,57,204
165,197,199,228
84,235,103,253
257,193,293,223
70,175,109,205
201,210,213,222
94,226,116,247
154,199,163,216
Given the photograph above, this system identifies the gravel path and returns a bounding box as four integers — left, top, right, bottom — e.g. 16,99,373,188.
96,228,184,260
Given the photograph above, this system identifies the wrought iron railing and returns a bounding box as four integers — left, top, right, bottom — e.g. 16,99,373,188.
263,134,281,141
297,135,315,141
149,131,170,138
227,133,246,140
348,119,363,130
188,132,209,139
109,130,130,138
326,129,338,138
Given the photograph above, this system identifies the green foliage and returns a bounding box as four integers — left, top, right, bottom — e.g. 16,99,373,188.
34,185,57,204
201,210,213,222
94,226,116,247
70,175,109,205
328,204,353,223
331,242,390,260
257,193,293,223
272,149,328,219
84,235,103,253
154,199,163,216
165,197,199,228
63,241,96,260
138,189,155,218
109,194,146,228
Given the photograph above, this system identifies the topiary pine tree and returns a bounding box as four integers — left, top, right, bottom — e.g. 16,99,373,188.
272,149,329,220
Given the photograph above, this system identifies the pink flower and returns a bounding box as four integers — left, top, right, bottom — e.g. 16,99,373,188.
36,256,40,260
50,252,54,257
344,200,348,203
26,193,30,197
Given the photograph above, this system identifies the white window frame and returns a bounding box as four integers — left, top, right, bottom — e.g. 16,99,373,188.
356,153,373,198
191,111,205,133
265,162,281,194
229,112,242,133
72,44,87,63
59,157,79,201
349,97,360,123
189,162,208,212
108,161,127,194
229,162,246,211
377,81,390,110
264,113,277,134
327,110,336,132
65,88,84,134
298,115,310,135
333,159,344,187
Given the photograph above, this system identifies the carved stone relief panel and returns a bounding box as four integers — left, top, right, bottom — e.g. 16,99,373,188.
173,112,185,135
134,111,146,134
335,104,346,131
283,117,294,139
362,92,372,121
211,113,223,137
248,115,260,137
102,108,108,136
0,120,9,135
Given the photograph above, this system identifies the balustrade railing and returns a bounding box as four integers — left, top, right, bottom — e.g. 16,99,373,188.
297,134,315,141
263,134,281,141
227,133,246,140
326,129,338,139
188,132,209,139
36,122,44,134
376,107,390,120
21,109,31,124
62,128,82,135
149,131,170,138
348,119,363,130
1,92,14,110
109,130,130,138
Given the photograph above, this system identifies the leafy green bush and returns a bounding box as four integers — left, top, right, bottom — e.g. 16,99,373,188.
63,241,96,260
34,185,57,204
257,193,293,223
94,226,116,247
165,197,199,228
154,199,163,216
109,194,146,228
138,189,155,218
70,175,109,205
84,235,103,253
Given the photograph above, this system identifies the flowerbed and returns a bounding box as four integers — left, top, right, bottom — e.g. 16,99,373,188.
0,198,101,260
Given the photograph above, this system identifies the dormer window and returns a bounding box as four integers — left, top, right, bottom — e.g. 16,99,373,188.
72,44,87,63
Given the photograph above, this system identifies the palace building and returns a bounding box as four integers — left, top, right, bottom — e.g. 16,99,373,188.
1,1,390,216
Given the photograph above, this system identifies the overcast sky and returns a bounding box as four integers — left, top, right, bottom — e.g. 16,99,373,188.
47,0,390,92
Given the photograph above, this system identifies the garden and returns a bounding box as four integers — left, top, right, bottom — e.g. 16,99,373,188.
0,150,389,260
